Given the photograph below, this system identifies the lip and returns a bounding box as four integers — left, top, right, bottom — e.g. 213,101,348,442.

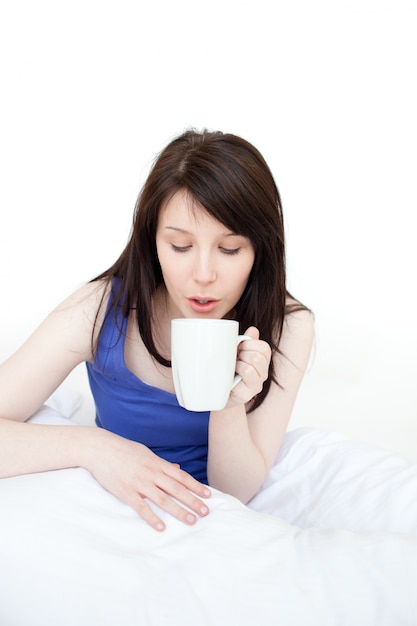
187,297,220,314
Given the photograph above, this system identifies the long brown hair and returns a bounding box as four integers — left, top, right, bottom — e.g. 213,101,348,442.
93,129,306,410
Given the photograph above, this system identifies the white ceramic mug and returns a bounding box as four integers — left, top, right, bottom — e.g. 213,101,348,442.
171,318,250,412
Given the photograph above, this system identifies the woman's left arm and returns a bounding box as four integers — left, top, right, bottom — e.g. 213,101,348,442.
206,308,314,502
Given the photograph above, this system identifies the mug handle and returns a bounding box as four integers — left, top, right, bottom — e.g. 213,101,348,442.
231,335,252,389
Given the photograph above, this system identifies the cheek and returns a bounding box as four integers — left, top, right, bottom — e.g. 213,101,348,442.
159,260,174,285
235,257,255,287
156,244,172,279
159,255,185,289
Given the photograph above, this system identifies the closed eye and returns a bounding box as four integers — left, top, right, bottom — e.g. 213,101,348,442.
171,244,192,253
220,247,241,255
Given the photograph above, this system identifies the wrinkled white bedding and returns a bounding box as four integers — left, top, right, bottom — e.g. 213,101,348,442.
1,399,416,626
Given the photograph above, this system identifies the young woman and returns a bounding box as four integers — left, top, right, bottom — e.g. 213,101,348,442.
0,129,314,532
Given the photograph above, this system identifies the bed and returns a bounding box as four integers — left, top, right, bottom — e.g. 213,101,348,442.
1,388,416,626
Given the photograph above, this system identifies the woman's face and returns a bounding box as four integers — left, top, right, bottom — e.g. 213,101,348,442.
156,189,255,319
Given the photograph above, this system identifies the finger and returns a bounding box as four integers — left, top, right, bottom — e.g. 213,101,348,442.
131,494,167,532
237,346,270,381
146,483,209,526
161,469,211,517
132,483,203,530
234,361,264,396
243,326,259,340
128,476,209,530
166,464,211,500
239,336,271,359
165,480,210,519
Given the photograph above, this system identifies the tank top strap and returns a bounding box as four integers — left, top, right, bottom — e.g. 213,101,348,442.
93,278,128,373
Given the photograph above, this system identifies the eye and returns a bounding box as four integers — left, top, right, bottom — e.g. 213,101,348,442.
220,247,241,256
171,244,191,253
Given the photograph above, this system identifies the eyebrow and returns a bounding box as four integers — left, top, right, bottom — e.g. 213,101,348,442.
164,226,240,237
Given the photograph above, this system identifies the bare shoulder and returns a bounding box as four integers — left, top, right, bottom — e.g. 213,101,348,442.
48,279,112,356
0,279,112,421
53,279,110,318
7,278,111,366
284,297,314,334
277,298,315,372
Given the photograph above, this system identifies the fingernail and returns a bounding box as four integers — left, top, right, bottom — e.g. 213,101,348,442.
156,522,165,532
186,513,196,524
200,506,209,515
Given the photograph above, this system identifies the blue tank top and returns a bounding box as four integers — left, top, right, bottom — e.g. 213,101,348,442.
86,286,210,483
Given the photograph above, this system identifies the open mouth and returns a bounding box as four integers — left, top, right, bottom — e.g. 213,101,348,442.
188,298,219,313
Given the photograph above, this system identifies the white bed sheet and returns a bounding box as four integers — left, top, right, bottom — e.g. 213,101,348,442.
1,401,416,626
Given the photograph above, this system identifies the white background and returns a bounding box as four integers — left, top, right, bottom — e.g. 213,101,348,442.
0,0,416,458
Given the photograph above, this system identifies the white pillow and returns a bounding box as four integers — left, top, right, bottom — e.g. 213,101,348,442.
45,385,83,419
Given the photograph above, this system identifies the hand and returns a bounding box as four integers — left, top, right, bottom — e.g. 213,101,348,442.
86,429,211,531
227,326,271,407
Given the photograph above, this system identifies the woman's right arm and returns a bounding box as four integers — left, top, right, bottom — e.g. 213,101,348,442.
0,281,210,529
0,416,210,531
0,280,105,476
0,281,104,423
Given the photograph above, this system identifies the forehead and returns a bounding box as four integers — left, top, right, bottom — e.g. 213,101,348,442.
158,189,226,230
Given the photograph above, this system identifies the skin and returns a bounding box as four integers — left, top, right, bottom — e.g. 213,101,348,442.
0,190,314,530
155,190,256,322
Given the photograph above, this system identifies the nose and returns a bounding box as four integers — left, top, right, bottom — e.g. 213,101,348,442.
192,252,216,284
